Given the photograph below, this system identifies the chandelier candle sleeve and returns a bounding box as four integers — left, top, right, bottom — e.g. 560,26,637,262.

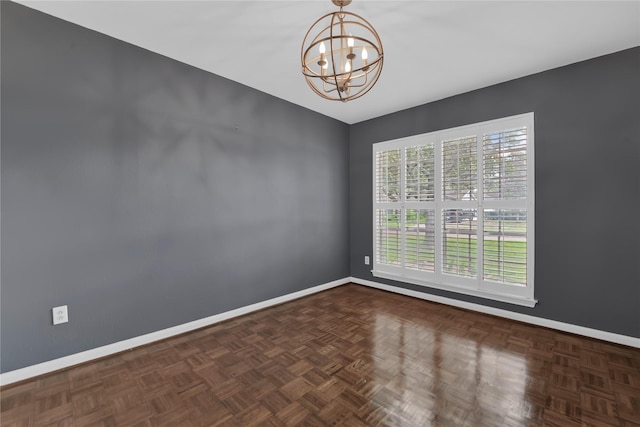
301,0,384,102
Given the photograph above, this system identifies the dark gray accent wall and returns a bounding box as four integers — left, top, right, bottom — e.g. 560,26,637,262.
351,47,640,338
1,2,349,373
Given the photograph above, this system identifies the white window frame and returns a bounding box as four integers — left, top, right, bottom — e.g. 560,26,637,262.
372,113,536,307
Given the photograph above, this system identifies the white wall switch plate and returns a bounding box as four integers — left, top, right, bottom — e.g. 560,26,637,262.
52,305,68,325
364,256,370,265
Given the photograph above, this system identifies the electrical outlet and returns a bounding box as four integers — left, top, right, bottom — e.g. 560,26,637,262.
364,256,370,265
52,305,68,325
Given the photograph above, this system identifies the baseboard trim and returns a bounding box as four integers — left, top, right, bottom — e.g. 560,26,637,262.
350,276,640,348
0,277,349,387
3,276,637,386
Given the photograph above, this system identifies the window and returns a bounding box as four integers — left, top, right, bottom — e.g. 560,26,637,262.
373,113,535,307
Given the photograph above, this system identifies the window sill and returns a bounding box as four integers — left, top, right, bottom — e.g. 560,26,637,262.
371,270,538,308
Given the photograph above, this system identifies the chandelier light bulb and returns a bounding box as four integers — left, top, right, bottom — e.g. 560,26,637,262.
319,41,326,54
345,60,351,73
361,47,368,60
347,34,354,48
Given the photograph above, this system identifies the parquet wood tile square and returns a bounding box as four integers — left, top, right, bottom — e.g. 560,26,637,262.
2,284,639,426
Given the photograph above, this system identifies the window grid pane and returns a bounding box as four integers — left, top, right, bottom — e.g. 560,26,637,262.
376,150,401,203
483,209,527,285
406,145,435,201
405,209,435,272
442,209,477,278
376,209,401,266
373,113,534,305
483,128,527,200
443,136,477,201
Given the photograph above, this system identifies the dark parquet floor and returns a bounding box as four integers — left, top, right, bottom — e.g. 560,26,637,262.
1,284,639,426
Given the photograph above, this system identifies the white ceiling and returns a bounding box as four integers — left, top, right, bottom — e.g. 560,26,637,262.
15,0,640,124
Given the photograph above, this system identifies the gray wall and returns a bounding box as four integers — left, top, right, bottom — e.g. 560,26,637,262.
350,47,640,338
1,2,350,373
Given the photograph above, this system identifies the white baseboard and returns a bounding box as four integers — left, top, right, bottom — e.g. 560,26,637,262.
3,276,638,386
349,277,640,349
0,278,349,387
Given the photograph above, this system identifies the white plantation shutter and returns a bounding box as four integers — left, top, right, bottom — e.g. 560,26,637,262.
442,209,478,278
373,113,534,306
483,128,527,200
406,145,435,201
405,209,435,272
441,136,478,282
376,209,401,266
375,149,402,267
442,136,477,201
483,209,527,285
404,144,436,273
376,150,401,203
482,125,529,287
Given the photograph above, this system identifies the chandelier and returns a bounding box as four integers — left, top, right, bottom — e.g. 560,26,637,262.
301,0,383,102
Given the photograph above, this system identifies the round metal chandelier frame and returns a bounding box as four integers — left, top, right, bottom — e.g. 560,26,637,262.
301,0,384,102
